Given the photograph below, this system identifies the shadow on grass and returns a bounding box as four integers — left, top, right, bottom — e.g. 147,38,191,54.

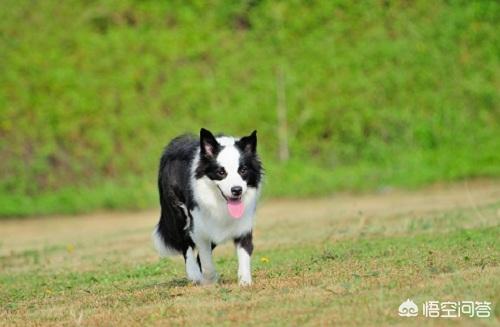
131,274,239,291
141,278,190,289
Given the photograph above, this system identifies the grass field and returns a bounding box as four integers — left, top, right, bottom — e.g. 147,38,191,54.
1,180,499,326
1,0,499,217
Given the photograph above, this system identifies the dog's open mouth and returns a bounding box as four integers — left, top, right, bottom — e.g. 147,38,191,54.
227,197,244,219
217,187,245,219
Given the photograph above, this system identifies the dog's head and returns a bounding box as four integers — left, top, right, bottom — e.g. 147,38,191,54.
195,128,262,218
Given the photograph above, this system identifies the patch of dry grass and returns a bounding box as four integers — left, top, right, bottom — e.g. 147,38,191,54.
1,181,499,326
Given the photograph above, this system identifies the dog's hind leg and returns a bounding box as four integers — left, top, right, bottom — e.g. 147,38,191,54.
184,247,202,284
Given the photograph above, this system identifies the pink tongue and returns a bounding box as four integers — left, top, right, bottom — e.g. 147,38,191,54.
227,200,244,219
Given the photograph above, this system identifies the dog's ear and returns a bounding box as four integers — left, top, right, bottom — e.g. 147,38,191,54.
200,128,219,158
237,130,257,153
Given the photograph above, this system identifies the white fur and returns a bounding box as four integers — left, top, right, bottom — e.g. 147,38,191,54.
190,147,258,245
189,141,260,284
197,239,218,284
216,136,235,146
214,145,247,198
185,247,203,283
236,245,252,286
189,187,257,244
179,203,191,230
152,225,180,256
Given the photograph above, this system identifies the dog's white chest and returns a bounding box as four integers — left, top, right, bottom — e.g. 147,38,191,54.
190,176,259,245
190,207,254,244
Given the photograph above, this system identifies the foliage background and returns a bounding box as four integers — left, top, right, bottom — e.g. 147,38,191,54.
0,0,499,216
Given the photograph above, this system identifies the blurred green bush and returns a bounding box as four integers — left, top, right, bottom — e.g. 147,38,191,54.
0,0,499,216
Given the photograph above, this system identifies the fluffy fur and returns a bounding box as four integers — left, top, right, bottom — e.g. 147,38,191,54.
152,128,262,285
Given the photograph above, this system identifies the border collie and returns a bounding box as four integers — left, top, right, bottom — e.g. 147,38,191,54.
152,128,263,286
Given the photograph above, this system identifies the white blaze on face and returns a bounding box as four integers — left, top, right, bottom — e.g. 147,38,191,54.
216,136,235,147
215,145,247,197
214,137,247,219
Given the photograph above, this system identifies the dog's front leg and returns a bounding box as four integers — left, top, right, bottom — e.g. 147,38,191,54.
197,239,218,285
184,246,203,284
234,232,253,286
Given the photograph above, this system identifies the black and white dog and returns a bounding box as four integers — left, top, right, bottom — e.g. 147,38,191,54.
152,128,263,286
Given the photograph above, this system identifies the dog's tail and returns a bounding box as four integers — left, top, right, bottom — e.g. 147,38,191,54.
152,224,181,257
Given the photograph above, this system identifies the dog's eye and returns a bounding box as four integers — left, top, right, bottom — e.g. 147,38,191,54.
216,167,227,177
239,165,248,175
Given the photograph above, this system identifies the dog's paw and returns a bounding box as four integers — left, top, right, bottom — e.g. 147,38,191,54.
238,274,252,286
187,269,203,285
201,271,218,285
238,279,252,287
188,277,202,285
201,278,218,286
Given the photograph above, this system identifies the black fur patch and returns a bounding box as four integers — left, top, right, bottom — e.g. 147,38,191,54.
234,232,254,256
157,134,198,254
235,131,262,188
194,154,226,180
195,129,226,180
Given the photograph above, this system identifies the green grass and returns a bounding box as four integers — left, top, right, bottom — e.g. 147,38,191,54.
1,186,499,325
1,0,499,216
1,227,498,307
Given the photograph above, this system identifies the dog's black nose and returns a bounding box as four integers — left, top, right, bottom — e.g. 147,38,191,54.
231,186,242,197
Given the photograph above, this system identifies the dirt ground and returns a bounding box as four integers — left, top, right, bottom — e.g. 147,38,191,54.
1,180,499,326
2,180,499,256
